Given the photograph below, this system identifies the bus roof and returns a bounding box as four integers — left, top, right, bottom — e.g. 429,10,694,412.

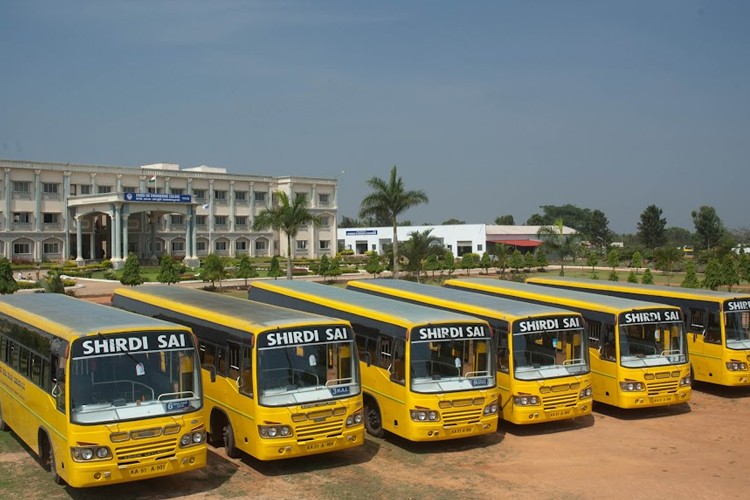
0,293,186,340
113,285,351,332
445,278,681,315
347,278,582,322
527,276,750,303
249,280,487,328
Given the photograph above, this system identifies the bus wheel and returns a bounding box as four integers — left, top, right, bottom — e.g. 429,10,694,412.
223,423,240,459
364,400,384,438
47,443,65,485
0,404,9,431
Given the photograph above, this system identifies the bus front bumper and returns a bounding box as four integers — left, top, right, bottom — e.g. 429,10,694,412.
408,416,498,441
512,400,592,424
256,427,364,460
68,447,206,488
618,387,691,409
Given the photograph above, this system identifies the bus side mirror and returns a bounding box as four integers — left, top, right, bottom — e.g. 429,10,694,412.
361,351,371,367
204,365,217,383
55,367,65,383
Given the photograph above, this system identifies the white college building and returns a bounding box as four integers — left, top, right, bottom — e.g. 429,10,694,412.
337,224,576,258
1,159,339,268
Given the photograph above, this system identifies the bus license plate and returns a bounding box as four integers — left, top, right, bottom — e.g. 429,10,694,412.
548,409,572,418
306,440,335,451
449,427,472,435
129,463,167,476
652,395,674,404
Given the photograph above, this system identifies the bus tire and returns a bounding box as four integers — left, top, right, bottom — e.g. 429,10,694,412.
0,404,9,431
364,399,384,438
40,434,65,486
223,423,240,458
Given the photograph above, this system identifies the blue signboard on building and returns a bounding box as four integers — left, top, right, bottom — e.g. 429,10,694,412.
124,193,192,203
345,229,378,236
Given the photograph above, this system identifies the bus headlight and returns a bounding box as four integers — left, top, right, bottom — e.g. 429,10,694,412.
726,361,748,371
513,395,540,406
680,375,691,386
192,431,205,444
180,430,206,447
619,381,645,392
580,387,593,399
346,410,364,427
258,425,292,439
410,409,440,422
483,400,499,415
71,446,112,462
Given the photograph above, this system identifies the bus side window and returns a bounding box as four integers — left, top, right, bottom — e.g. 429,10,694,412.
240,346,253,397
498,334,510,373
378,337,392,370
228,343,240,384
216,346,227,376
390,340,406,385
705,311,721,344
689,309,705,332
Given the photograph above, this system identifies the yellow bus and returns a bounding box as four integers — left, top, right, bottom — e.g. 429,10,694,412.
346,279,592,425
527,276,750,387
248,280,500,441
112,285,364,460
445,278,692,409
0,294,205,488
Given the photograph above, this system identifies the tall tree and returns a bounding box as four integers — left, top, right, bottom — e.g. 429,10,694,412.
202,253,226,291
637,205,667,249
654,246,683,284
495,215,515,225
359,166,429,278
692,205,725,250
253,191,322,279
120,254,144,286
587,209,612,247
0,258,19,295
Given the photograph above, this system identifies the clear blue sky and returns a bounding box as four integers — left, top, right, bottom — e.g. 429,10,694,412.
2,1,748,234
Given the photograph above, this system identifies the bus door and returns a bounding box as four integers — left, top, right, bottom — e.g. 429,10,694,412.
586,319,618,403
687,308,723,380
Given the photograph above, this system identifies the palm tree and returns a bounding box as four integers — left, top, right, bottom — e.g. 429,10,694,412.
252,191,321,279
402,229,442,282
537,219,578,276
359,166,429,278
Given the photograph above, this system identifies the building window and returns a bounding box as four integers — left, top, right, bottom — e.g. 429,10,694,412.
195,215,207,226
319,193,329,205
43,242,60,254
235,190,246,201
196,241,207,252
147,187,163,194
98,185,112,194
477,244,483,252
255,240,267,251
43,183,59,194
193,189,206,200
70,185,77,195
14,243,30,254
172,241,185,252
171,188,184,195
319,240,330,250
320,216,330,227
12,181,30,193
13,212,31,223
296,240,307,250
235,240,248,251
43,213,60,224
171,215,184,225
80,184,91,195
214,190,227,201
235,216,247,226
215,216,227,226
254,191,266,202
123,186,137,193
215,241,228,251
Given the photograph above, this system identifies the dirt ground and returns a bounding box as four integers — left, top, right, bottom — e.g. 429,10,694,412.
4,278,746,499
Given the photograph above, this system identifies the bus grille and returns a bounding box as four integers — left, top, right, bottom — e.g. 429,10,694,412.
646,380,679,396
115,438,178,466
541,392,579,410
441,407,482,426
295,419,345,443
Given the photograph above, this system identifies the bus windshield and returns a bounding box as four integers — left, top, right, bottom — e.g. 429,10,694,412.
70,333,201,425
258,341,359,407
410,338,494,393
724,310,750,350
618,322,687,368
513,328,588,381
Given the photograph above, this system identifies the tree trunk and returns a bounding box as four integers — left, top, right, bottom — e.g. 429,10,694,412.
286,233,293,280
391,221,399,279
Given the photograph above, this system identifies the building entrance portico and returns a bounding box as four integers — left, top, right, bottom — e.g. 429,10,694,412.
68,193,199,269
